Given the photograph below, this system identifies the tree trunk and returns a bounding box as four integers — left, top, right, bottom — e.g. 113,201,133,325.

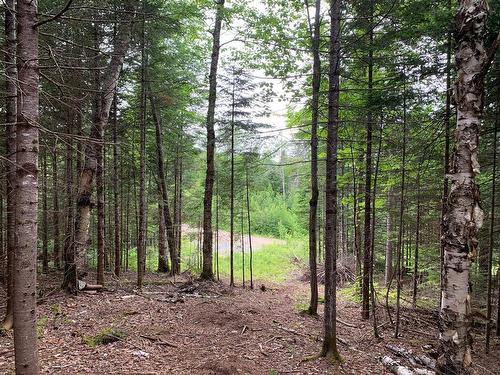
149,93,178,274
385,188,394,286
307,0,321,316
395,68,408,338
13,0,40,372
2,0,16,331
201,0,225,280
230,79,235,287
246,167,254,289
95,25,105,286
321,0,341,362
215,173,220,280
137,11,147,289
52,141,61,269
440,0,453,307
64,15,133,292
370,119,383,339
42,150,49,273
112,93,121,277
438,1,490,372
361,0,375,320
157,189,169,273
412,169,421,308
485,99,498,351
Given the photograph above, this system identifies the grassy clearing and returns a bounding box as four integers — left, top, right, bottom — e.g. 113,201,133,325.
85,237,308,284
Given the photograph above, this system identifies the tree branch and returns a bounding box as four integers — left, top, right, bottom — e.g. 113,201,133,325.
35,0,74,28
481,32,500,78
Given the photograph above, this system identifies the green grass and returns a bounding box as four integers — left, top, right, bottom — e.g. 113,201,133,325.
86,236,309,283
210,239,308,284
83,328,126,348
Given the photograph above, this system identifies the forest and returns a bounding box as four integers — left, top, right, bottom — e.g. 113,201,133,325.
0,0,499,374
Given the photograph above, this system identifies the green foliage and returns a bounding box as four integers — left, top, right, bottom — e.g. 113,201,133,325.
36,316,49,339
83,328,127,348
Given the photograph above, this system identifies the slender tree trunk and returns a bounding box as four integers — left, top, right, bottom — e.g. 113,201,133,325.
394,68,407,338
438,1,491,371
112,93,121,277
230,79,236,287
307,0,321,316
176,154,183,272
137,12,147,288
149,93,178,274
201,0,225,280
64,16,133,292
63,109,75,288
52,141,61,269
216,173,220,280
246,167,254,289
2,0,16,331
412,168,421,308
384,188,394,286
157,188,169,273
361,0,375,320
42,151,49,273
370,118,383,339
13,1,40,371
241,205,245,287
321,0,341,362
440,0,453,310
95,25,105,286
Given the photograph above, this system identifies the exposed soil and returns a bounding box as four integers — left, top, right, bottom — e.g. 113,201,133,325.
182,224,286,256
1,272,499,374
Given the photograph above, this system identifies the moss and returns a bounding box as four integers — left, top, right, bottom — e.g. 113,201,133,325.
83,328,126,348
49,304,61,314
37,316,49,338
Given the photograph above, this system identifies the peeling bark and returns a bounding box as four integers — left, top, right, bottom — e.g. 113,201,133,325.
438,1,489,372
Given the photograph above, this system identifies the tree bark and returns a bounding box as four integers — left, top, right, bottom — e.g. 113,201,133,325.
13,0,40,372
412,168,421,308
385,188,394,286
201,0,225,280
157,187,169,273
2,0,16,331
485,104,497,352
149,93,178,274
52,141,61,269
94,25,105,286
438,1,489,372
42,150,49,273
229,79,235,287
307,0,321,316
395,68,408,339
64,13,133,292
137,10,147,289
321,0,341,362
112,93,121,277
246,167,254,289
361,0,375,320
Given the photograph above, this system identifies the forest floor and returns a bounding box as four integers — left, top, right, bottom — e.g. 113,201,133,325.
1,271,499,374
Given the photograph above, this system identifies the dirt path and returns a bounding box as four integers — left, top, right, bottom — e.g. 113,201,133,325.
183,224,286,256
0,273,498,374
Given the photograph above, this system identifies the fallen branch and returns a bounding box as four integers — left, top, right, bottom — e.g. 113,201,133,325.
381,356,434,375
386,344,435,370
337,318,357,328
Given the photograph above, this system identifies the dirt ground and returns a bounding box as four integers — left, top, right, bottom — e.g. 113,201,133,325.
182,224,286,256
1,272,499,374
